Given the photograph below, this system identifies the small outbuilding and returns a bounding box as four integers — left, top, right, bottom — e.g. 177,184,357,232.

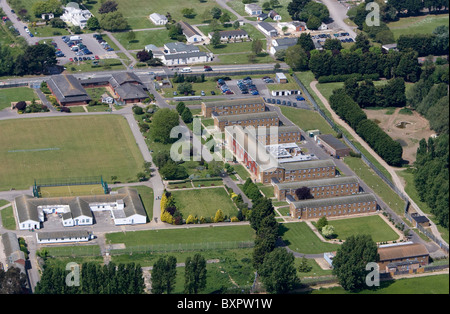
316,134,351,158
275,72,287,83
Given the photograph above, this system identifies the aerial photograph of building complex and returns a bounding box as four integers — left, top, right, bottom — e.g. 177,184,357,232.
0,0,448,305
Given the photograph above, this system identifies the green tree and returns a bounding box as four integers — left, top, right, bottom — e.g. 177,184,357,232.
211,31,222,48
87,16,100,30
252,39,263,55
181,107,193,123
150,108,180,144
259,248,299,293
297,257,312,273
184,254,207,294
285,45,309,71
99,11,129,31
321,224,335,238
332,234,379,292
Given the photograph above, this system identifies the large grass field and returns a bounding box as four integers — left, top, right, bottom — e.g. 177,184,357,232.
279,106,337,135
106,224,255,246
387,14,449,39
86,0,237,30
171,187,238,218
0,115,145,191
280,221,341,254
328,215,400,243
0,87,39,111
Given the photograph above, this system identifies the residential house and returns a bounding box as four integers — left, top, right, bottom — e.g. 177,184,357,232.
149,13,168,25
269,37,298,55
245,3,263,16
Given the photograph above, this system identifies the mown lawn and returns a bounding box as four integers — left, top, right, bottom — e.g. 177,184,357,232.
328,215,400,243
280,222,340,254
279,106,337,135
106,224,255,246
0,87,39,111
0,115,144,191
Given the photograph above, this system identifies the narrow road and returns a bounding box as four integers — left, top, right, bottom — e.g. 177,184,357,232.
320,0,357,38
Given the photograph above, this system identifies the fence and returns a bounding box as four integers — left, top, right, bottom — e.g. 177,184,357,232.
107,241,255,255
291,74,450,252
405,211,449,253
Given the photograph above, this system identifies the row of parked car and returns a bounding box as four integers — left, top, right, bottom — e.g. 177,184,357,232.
93,34,114,52
217,78,234,95
237,77,259,95
265,98,298,107
62,36,93,56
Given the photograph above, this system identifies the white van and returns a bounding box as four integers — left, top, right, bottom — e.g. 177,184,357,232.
70,35,82,41
180,67,191,73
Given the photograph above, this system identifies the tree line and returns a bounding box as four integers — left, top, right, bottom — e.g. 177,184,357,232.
408,58,449,230
343,77,406,108
35,262,144,294
414,135,449,229
0,43,57,76
284,33,422,83
329,88,404,166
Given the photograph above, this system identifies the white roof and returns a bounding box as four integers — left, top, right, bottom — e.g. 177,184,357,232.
150,13,167,21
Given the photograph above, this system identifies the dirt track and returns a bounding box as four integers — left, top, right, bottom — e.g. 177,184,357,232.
363,107,435,164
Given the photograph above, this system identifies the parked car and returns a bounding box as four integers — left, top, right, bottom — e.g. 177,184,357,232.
201,90,205,96
211,91,215,95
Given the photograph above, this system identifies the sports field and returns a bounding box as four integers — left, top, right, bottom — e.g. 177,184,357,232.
0,115,145,191
39,184,105,198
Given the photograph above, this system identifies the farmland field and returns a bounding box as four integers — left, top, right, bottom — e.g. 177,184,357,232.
0,115,144,191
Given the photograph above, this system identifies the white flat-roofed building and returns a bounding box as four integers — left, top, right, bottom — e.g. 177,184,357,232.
149,13,168,25
36,230,93,244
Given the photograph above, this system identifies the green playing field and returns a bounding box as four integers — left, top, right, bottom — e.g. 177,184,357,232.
0,115,144,191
